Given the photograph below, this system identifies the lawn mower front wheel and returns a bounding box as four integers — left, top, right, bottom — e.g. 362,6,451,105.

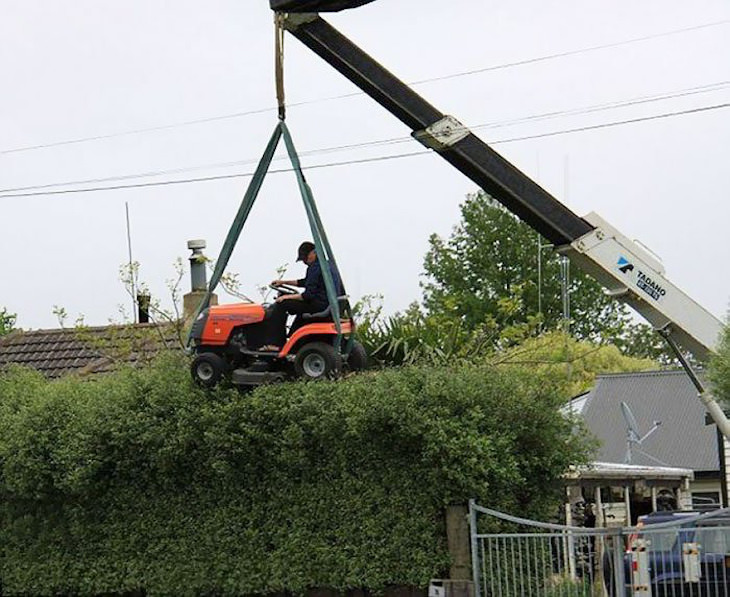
191,352,227,388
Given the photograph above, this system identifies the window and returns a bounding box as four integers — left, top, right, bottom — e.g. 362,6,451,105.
692,492,721,509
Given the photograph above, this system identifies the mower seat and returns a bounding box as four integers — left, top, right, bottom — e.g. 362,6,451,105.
301,296,349,321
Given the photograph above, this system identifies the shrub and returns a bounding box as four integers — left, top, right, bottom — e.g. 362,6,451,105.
0,355,592,595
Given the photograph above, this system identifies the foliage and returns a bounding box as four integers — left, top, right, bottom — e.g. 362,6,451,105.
0,307,16,336
422,191,644,349
611,321,676,365
709,325,730,405
355,297,656,393
494,331,657,397
72,321,184,370
119,260,187,348
0,356,592,595
354,293,541,367
542,578,593,597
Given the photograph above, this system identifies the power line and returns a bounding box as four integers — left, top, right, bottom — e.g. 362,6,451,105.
495,102,730,144
2,19,727,155
2,81,727,195
0,106,276,156
1,101,727,200
471,81,730,133
410,20,730,85
0,152,426,199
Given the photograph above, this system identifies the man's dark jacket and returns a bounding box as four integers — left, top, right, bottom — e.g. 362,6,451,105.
297,259,343,308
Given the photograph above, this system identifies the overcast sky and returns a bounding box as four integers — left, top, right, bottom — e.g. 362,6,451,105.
1,0,729,330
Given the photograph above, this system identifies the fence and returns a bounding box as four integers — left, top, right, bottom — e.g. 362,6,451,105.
468,501,730,597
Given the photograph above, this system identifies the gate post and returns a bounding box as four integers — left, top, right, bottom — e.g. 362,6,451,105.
447,504,472,580
468,500,480,597
610,527,627,597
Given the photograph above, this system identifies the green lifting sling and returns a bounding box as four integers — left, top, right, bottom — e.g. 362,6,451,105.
187,121,352,354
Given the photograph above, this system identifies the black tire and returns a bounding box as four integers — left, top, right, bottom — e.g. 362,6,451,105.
346,340,368,372
191,352,227,388
294,342,342,380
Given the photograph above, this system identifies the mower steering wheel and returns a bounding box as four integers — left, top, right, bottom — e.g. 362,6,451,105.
270,283,298,295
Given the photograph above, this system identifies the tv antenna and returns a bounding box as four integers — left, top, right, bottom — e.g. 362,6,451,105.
620,401,664,465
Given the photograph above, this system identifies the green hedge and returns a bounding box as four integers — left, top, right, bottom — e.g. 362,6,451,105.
0,356,591,596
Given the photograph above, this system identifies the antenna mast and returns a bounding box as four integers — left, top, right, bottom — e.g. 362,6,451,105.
125,202,137,323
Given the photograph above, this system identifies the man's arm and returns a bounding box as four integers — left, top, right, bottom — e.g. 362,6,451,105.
272,278,305,302
271,278,306,287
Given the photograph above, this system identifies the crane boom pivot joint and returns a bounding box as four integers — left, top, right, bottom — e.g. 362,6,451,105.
413,116,471,151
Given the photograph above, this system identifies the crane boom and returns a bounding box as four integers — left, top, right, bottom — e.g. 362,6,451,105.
277,13,592,247
271,7,727,433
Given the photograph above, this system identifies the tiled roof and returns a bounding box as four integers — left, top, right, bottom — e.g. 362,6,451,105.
580,370,718,473
0,323,182,379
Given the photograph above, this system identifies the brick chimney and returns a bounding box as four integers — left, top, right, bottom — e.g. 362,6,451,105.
183,239,217,322
137,292,151,324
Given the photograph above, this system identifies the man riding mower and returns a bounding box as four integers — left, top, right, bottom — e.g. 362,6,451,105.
189,241,367,389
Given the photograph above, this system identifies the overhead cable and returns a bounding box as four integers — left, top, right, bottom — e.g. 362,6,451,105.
410,20,730,85
1,19,727,155
1,101,727,200
2,81,727,195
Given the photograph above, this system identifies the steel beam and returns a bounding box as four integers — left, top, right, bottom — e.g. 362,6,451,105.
281,14,594,246
270,0,376,12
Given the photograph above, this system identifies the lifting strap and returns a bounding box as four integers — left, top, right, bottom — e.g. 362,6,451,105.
187,120,349,351
280,122,343,337
274,14,286,121
187,18,352,353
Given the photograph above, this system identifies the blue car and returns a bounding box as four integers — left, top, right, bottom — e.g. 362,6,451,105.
605,511,730,596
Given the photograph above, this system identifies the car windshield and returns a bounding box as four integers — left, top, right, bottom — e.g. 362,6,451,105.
695,526,730,554
639,528,680,552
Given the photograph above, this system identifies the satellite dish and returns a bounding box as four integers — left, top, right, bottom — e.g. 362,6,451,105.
620,401,663,465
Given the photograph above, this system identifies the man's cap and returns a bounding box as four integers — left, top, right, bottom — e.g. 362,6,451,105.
296,241,315,262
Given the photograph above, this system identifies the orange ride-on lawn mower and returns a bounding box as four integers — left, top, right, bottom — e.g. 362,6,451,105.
188,284,367,389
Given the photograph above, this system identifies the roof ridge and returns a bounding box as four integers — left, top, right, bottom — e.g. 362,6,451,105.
596,369,696,379
2,322,171,337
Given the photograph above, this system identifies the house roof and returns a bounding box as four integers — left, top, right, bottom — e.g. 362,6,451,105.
565,461,694,483
578,370,718,473
0,324,182,379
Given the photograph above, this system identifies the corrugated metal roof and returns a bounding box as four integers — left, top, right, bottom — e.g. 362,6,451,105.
582,370,718,473
566,462,694,482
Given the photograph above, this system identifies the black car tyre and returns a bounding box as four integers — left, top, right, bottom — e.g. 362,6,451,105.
191,352,227,388
346,340,368,372
294,342,342,380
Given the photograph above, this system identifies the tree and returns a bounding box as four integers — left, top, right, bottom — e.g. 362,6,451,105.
0,307,16,336
709,324,730,405
355,294,542,366
613,321,677,365
495,331,656,397
422,191,644,348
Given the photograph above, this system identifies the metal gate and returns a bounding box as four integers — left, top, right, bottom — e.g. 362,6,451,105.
469,500,730,597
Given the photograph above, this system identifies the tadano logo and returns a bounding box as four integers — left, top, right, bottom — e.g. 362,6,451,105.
617,256,634,274
616,256,666,301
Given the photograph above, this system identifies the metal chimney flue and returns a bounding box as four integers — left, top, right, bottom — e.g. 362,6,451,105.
187,239,208,291
183,239,216,323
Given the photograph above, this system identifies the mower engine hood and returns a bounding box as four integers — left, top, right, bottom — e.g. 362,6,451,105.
270,0,377,12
